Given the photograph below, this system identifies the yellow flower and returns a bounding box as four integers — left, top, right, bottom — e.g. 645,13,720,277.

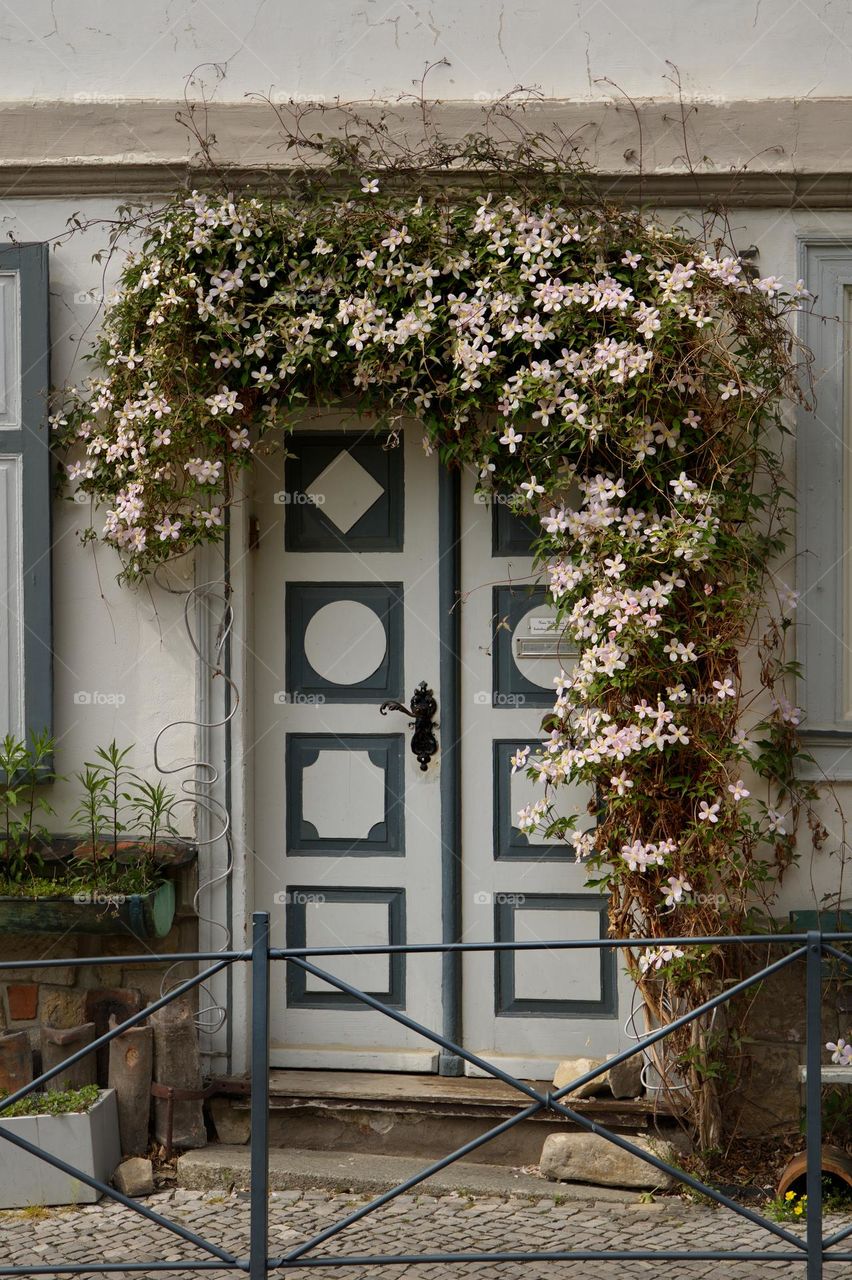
794,1204,804,1216
785,1191,796,1201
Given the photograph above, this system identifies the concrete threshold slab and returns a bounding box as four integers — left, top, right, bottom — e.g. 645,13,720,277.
178,1145,640,1203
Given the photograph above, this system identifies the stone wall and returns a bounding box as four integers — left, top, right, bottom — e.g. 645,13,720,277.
733,953,850,1136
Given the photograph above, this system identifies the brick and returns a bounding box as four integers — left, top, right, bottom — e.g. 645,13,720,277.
0,965,77,986
0,1029,32,1092
6,983,38,1020
39,985,87,1028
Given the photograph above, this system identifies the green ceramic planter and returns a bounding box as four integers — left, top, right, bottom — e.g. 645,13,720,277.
0,879,175,938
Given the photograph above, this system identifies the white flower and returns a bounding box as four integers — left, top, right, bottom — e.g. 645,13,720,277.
570,830,597,860
766,809,787,836
777,581,800,613
610,771,633,796
719,380,739,400
621,251,642,268
228,427,251,451
713,678,736,700
670,472,698,499
639,945,685,974
728,779,750,801
200,506,223,528
360,177,380,194
698,800,721,824
620,840,665,872
510,745,531,773
827,1038,852,1067
663,875,692,906
520,476,545,501
771,695,802,726
499,426,523,453
155,516,182,542
205,386,244,416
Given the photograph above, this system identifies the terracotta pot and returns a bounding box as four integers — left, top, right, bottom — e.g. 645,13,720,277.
777,1145,852,1197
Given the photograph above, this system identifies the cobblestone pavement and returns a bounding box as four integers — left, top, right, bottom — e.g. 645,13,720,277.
0,1187,849,1279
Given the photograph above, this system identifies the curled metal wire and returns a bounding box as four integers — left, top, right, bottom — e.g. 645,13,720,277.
623,981,712,1097
154,581,239,1036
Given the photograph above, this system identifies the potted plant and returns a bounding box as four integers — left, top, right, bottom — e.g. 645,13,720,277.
0,1084,121,1208
0,735,192,938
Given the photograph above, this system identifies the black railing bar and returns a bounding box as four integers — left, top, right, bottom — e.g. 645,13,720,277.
276,1100,546,1265
823,943,852,968
805,930,824,1280
0,951,249,970
0,1123,239,1265
0,958,235,1115
0,1265,245,1275
549,945,808,1098
824,1220,852,1248
268,932,851,957
273,1250,841,1267
286,956,544,1102
544,1095,807,1249
0,933,844,973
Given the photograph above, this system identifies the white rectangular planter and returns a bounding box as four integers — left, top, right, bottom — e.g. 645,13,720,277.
0,1088,121,1208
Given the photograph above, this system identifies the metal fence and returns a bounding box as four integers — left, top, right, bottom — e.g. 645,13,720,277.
0,917,849,1278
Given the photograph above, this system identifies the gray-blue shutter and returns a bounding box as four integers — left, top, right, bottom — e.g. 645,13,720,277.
0,242,51,741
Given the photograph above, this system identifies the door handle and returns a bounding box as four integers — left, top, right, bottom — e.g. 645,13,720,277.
380,681,438,771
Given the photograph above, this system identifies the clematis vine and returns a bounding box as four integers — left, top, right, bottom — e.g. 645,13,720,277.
54,161,817,1054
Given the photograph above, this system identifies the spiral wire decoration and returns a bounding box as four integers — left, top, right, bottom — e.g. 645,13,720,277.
623,981,711,1096
154,581,239,1035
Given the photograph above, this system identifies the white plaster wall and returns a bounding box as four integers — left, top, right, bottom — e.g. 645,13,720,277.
0,0,850,104
0,199,197,831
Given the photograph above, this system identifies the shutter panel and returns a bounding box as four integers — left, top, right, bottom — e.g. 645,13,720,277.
0,243,51,740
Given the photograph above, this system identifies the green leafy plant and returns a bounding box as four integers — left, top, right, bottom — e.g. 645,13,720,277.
0,736,179,899
68,763,111,872
0,731,56,884
0,1084,100,1118
69,740,178,888
768,1180,852,1221
127,776,178,876
768,1189,807,1222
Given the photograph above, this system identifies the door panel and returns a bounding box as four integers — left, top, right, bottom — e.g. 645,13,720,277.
252,419,443,1070
460,475,631,1079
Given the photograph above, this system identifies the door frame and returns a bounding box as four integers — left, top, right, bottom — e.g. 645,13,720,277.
194,482,254,1077
197,441,465,1076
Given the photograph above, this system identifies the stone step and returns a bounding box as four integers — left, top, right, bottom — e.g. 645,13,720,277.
207,1070,678,1168
177,1144,640,1203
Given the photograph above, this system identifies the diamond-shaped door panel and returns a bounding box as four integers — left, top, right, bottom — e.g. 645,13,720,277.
284,433,403,551
304,450,384,534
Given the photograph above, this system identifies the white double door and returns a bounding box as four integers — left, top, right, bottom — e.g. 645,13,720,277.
252,417,626,1079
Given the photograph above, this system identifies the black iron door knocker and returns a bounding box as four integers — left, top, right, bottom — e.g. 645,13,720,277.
380,681,438,770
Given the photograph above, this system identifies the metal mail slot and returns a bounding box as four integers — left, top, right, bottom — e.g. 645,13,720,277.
515,637,574,658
